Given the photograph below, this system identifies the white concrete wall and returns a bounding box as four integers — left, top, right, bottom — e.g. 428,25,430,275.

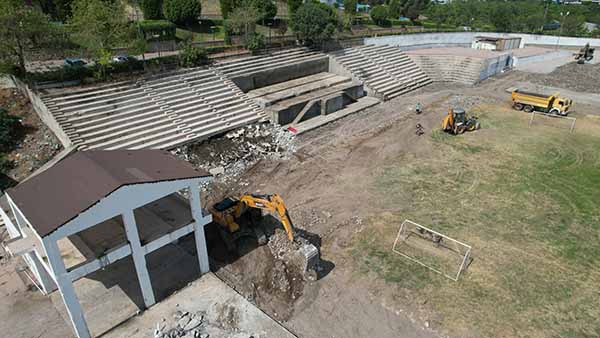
8,75,73,148
366,32,600,50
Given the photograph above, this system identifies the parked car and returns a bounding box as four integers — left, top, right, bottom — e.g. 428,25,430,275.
64,58,87,67
112,55,137,63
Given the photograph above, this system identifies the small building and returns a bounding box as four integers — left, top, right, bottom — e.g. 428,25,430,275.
471,36,522,51
0,150,212,338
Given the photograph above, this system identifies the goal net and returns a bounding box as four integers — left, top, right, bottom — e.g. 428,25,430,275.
528,111,576,133
392,220,472,281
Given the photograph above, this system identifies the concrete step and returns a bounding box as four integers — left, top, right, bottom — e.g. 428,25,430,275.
288,96,380,134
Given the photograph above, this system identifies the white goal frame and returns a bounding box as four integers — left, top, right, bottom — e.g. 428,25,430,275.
528,111,576,133
392,220,472,281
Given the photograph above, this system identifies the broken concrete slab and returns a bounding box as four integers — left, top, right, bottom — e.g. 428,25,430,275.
102,273,297,338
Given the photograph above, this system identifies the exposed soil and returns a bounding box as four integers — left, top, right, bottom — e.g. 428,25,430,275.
0,88,62,188
525,61,600,94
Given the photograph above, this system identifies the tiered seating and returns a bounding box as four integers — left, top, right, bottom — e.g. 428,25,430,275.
41,68,264,150
330,44,432,100
214,47,326,78
408,55,484,85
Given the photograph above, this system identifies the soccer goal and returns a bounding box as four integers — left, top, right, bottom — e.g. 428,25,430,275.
392,220,472,281
528,111,576,133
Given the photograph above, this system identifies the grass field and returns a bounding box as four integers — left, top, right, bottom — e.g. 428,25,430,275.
352,105,600,338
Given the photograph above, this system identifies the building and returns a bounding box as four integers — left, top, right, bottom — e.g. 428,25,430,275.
0,150,213,338
471,36,522,51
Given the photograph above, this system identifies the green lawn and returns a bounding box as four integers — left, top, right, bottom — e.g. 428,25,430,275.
352,105,600,338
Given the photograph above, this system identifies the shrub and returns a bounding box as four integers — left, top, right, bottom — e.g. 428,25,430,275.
138,20,177,40
343,0,357,16
287,0,302,15
246,32,266,54
178,42,208,67
140,0,163,19
370,5,389,26
0,108,21,153
162,0,201,25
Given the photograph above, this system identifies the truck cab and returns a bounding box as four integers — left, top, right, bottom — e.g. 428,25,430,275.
551,96,572,116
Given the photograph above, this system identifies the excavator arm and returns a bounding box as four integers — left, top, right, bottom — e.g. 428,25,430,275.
236,194,295,242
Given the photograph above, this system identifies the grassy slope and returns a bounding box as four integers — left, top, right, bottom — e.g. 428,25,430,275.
353,105,600,338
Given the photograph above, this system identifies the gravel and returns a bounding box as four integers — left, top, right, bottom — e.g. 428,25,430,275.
525,61,600,94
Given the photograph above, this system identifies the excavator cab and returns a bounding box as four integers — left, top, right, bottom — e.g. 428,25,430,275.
210,193,295,254
442,108,480,135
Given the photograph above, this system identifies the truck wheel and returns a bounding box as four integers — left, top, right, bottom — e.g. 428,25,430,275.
513,103,524,111
549,108,560,116
524,105,534,113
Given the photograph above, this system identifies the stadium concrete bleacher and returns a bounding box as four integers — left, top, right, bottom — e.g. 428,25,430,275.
407,54,485,85
329,44,432,100
41,67,264,150
38,46,435,149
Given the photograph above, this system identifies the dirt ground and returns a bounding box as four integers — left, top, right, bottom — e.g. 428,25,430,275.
0,88,62,188
202,70,600,338
1,67,598,338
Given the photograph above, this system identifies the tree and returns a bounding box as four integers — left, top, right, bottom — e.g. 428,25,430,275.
221,0,242,19
343,0,357,16
162,0,201,25
34,0,74,22
252,0,277,23
562,14,585,36
0,1,62,74
370,5,389,26
426,3,449,29
226,3,259,44
0,108,21,153
69,0,131,78
290,2,338,46
489,3,513,32
141,0,163,19
287,0,302,15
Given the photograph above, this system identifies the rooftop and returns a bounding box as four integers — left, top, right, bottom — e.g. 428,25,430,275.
7,150,210,237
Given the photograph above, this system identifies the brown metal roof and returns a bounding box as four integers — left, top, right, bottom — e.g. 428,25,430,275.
7,150,210,237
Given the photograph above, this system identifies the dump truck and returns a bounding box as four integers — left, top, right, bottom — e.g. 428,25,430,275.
511,90,572,116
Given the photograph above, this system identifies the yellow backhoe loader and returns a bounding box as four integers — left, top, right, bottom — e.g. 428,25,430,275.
210,194,295,253
442,108,480,135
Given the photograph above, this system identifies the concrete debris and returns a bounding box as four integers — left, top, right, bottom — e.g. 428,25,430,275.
174,123,296,186
153,309,260,338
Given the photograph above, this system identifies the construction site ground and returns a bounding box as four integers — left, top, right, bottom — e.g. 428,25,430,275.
206,67,600,338
1,62,600,338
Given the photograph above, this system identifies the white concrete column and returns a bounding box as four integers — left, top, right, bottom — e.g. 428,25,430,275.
122,210,156,308
189,183,211,274
28,251,57,294
44,238,91,338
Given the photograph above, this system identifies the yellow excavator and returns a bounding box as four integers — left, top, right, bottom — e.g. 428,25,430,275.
442,108,480,135
210,194,295,253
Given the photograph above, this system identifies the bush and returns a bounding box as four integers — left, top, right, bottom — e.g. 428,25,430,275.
141,0,163,19
162,0,201,25
343,0,357,15
138,20,177,40
246,32,266,54
178,42,208,67
0,108,21,153
252,0,277,23
370,5,389,26
290,2,338,45
287,0,302,15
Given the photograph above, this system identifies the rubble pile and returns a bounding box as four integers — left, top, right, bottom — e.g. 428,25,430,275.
174,123,296,184
153,309,258,338
525,62,600,94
